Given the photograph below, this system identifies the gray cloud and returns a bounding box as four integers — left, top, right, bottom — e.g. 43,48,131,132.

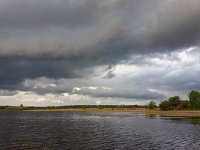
0,90,18,96
72,87,166,100
102,65,116,79
140,0,200,50
0,0,102,29
102,70,116,79
0,0,200,58
23,78,74,95
0,58,83,90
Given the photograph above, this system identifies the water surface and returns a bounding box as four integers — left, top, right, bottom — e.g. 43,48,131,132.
0,111,200,150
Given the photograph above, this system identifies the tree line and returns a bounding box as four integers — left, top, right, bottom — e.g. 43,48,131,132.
0,105,148,111
0,90,199,111
148,90,200,110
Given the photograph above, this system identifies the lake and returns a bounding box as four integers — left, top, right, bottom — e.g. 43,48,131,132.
0,111,200,150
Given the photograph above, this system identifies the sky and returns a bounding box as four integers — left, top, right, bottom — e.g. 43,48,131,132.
0,0,200,106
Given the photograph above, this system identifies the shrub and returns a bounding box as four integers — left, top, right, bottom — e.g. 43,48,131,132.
148,101,157,109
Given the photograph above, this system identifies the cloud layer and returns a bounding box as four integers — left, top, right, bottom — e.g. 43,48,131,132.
0,0,200,105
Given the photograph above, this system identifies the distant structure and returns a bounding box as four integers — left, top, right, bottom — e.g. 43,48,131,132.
20,104,23,107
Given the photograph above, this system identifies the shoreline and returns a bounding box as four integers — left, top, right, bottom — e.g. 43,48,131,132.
23,108,200,117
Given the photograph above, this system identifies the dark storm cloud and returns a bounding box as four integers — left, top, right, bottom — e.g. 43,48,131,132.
0,0,200,58
0,58,79,79
0,0,101,29
140,0,200,50
0,0,200,100
0,57,89,92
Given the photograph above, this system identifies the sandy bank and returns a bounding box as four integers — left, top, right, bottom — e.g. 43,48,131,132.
23,108,200,117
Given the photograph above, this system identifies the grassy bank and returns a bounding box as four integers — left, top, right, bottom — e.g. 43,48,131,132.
1,105,200,117
24,108,200,117
147,110,200,117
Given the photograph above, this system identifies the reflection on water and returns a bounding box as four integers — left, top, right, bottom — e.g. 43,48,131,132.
145,113,158,118
159,116,200,125
0,111,200,150
186,117,200,124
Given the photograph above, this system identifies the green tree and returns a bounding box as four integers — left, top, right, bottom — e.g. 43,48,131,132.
159,100,171,110
159,96,182,110
188,90,200,110
178,101,189,110
168,96,181,110
148,101,157,109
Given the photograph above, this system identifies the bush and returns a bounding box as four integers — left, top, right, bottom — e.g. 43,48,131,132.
148,101,157,109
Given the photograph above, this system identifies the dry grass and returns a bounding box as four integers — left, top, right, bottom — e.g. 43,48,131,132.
24,108,200,117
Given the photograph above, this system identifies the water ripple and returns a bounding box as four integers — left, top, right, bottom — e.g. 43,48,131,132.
0,111,199,150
